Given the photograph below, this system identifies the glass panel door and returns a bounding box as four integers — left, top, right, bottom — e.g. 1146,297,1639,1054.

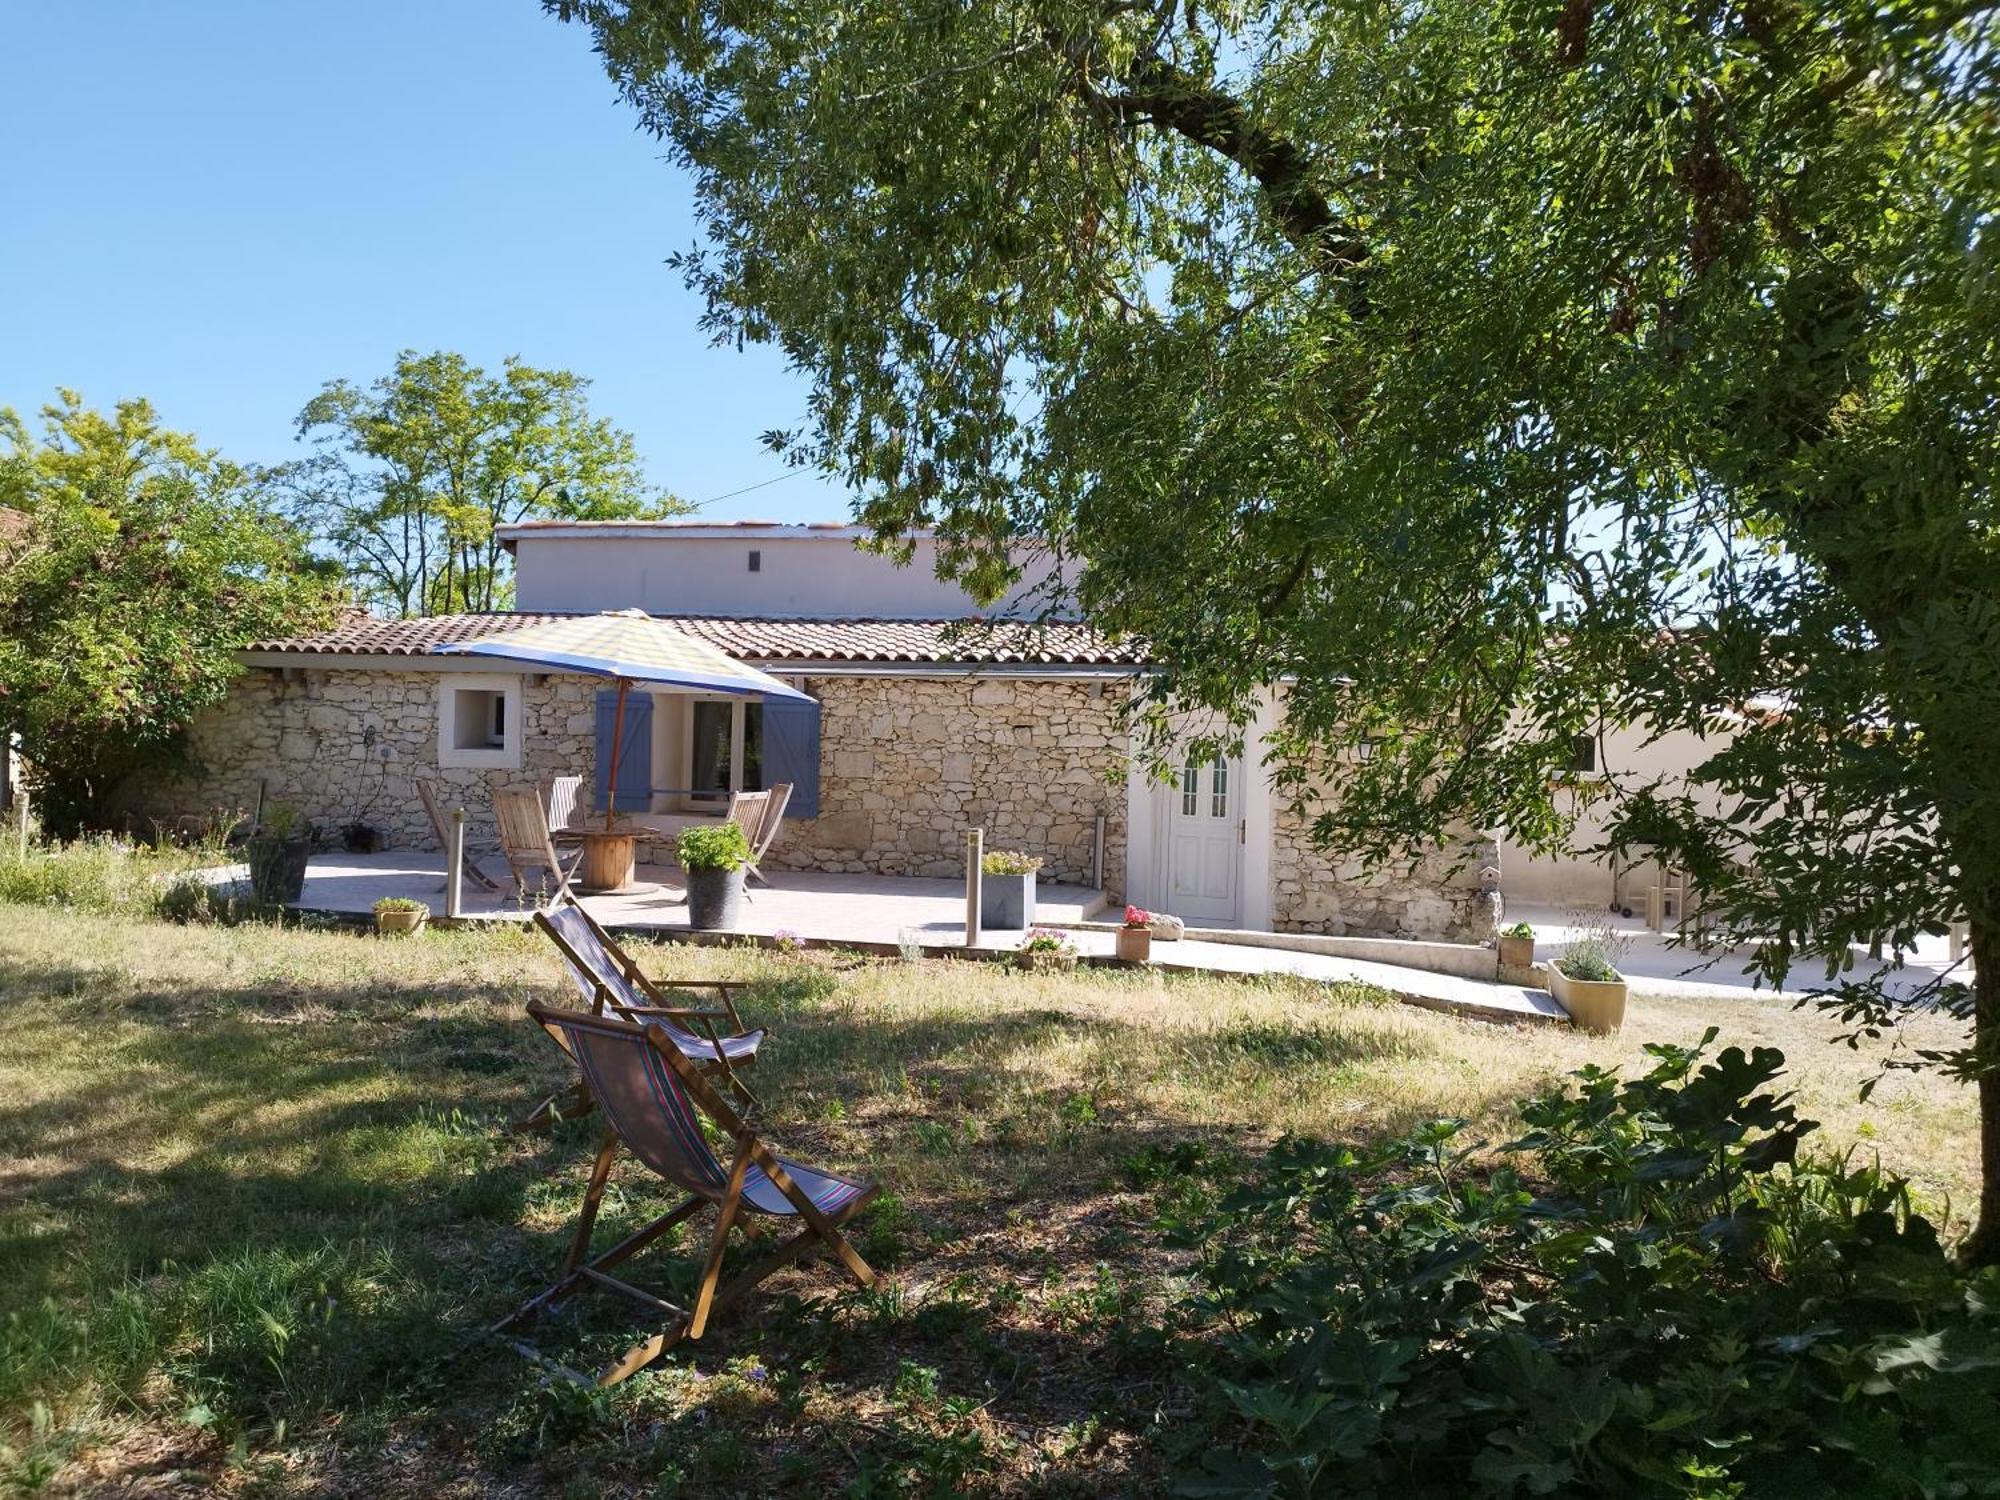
690,701,733,801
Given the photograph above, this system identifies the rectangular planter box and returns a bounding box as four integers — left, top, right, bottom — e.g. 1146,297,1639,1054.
1547,963,1628,1035
981,871,1035,929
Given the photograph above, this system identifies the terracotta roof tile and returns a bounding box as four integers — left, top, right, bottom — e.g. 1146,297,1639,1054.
241,611,1143,668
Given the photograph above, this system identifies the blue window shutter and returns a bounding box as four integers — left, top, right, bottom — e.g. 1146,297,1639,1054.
593,691,653,811
762,695,820,818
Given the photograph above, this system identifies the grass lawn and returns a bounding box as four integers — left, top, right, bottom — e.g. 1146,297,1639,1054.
0,904,1979,1496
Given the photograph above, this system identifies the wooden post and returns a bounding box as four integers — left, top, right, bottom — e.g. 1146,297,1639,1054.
605,677,630,833
447,807,465,920
965,828,983,950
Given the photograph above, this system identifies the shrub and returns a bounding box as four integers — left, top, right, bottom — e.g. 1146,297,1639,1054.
372,896,427,914
1164,1030,2000,1497
1018,928,1076,957
0,835,210,913
676,821,751,872
981,849,1041,876
1501,920,1534,939
1553,940,1621,982
155,873,264,926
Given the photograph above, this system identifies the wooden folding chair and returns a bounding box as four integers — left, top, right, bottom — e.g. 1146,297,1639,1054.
743,782,791,888
495,786,583,905
417,778,502,893
495,1001,880,1386
543,775,587,853
517,903,767,1130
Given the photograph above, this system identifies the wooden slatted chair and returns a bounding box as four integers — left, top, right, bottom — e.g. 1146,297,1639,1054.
542,775,587,853
517,903,767,1129
743,782,791,887
495,786,583,905
494,1001,879,1386
416,778,502,893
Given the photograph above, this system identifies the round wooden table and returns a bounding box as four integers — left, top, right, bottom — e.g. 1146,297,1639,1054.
577,828,645,894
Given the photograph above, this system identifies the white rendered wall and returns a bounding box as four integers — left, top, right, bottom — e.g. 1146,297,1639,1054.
1498,720,1736,909
511,532,1068,619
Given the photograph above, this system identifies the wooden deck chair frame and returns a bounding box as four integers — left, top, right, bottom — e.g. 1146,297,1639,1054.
416,778,502,893
495,785,584,905
494,1002,880,1386
518,903,766,1129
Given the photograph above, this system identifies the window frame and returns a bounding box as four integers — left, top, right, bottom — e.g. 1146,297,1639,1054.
437,672,523,770
682,694,764,801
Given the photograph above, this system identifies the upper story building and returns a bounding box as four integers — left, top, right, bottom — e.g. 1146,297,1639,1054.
500,519,1070,620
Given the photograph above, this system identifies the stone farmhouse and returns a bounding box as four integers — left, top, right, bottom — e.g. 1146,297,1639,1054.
118,521,1501,942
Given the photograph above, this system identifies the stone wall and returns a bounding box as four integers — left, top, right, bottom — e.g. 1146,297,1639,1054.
765,675,1128,895
114,662,1493,938
113,666,1132,896
112,667,600,855
1270,793,1501,943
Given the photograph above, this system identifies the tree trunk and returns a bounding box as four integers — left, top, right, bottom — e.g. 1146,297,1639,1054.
1960,911,2000,1268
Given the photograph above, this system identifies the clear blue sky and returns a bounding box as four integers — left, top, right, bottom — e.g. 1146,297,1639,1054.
0,1,849,522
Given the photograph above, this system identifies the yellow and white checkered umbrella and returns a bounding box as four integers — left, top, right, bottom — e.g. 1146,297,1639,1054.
436,609,811,831
434,609,811,702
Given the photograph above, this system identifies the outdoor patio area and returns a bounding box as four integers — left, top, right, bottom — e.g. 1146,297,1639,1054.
250,850,1110,943
1507,902,1964,1003
197,851,1567,1024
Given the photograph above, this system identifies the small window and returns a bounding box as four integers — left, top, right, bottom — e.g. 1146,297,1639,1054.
1210,759,1229,817
437,674,521,769
1180,757,1200,817
747,548,761,573
453,689,507,750
1568,734,1598,775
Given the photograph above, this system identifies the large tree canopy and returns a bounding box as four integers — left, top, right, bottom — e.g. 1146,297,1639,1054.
286,350,683,616
0,394,340,835
553,0,2000,1257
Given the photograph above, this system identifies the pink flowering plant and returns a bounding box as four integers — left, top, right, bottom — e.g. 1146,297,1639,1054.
1122,905,1153,930
1019,928,1076,956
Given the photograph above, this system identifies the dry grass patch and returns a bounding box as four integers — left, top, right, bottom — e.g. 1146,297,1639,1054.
0,904,1978,1496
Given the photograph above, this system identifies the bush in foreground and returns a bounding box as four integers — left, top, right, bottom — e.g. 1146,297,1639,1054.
1167,1031,2000,1498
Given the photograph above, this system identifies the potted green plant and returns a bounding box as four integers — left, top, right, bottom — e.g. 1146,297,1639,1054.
1547,936,1628,1034
373,895,428,935
1498,920,1536,968
1015,927,1078,972
980,849,1041,928
678,821,751,931
246,805,313,906
1116,905,1153,963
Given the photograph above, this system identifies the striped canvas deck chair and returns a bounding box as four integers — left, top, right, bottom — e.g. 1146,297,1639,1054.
494,1001,879,1386
518,903,767,1129
416,778,502,893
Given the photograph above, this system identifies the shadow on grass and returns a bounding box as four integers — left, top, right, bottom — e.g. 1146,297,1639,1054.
0,950,1545,1494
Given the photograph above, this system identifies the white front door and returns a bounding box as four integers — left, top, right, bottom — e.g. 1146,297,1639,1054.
1162,751,1242,926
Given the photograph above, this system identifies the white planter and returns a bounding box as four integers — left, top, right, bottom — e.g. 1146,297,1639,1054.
1547,963,1628,1035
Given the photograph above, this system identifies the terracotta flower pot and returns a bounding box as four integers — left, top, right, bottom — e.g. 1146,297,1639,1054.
1547,963,1628,1035
1116,926,1152,963
375,908,428,936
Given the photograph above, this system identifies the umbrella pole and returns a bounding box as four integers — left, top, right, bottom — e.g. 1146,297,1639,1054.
605,677,630,833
